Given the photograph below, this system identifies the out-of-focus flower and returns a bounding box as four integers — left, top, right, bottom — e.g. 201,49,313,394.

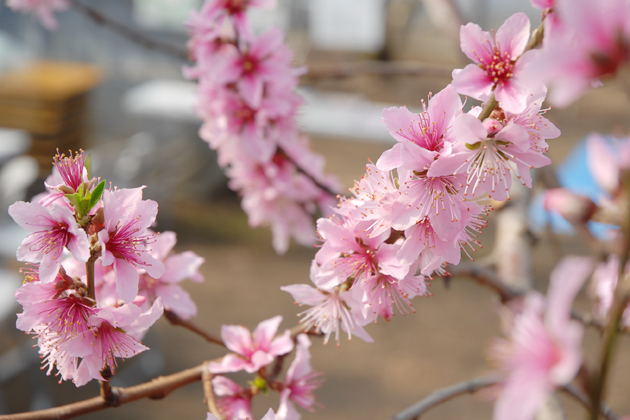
209,315,294,374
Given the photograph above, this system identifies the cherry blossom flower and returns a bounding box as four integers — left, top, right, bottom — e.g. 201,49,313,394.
71,299,164,386
9,202,89,283
452,13,539,113
195,0,276,40
209,315,294,374
276,334,323,420
489,256,593,420
215,28,293,109
529,0,630,106
98,188,165,303
429,112,550,201
281,283,373,345
6,0,69,30
212,376,254,420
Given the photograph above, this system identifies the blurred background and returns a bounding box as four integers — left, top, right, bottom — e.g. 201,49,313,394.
2,1,630,419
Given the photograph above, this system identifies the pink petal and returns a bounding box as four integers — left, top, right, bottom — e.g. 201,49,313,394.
114,259,140,303
459,22,493,63
495,13,530,58
376,143,403,171
222,324,253,355
452,65,493,101
238,75,264,109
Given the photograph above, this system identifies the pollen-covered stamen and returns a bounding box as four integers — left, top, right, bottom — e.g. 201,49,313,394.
403,172,461,222
335,245,378,281
27,222,71,257
396,99,448,153
478,44,515,87
459,206,490,260
455,139,520,198
53,149,85,192
361,274,416,322
297,290,355,345
94,322,146,372
36,296,96,345
106,218,157,268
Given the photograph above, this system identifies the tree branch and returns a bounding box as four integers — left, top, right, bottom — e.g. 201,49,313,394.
69,0,189,61
0,363,208,420
391,375,501,420
561,383,619,420
202,363,224,420
443,262,523,303
164,310,226,348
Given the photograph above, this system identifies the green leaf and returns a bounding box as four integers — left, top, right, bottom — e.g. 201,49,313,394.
65,193,84,218
89,180,106,212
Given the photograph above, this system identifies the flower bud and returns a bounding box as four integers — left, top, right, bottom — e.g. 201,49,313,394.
543,188,597,224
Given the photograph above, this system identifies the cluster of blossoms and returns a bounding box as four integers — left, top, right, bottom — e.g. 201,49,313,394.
208,316,322,420
9,150,205,386
185,0,341,254
283,11,560,345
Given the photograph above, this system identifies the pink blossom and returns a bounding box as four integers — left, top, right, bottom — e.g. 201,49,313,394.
7,0,69,30
138,231,204,320
98,188,165,303
489,256,593,420
428,112,550,201
212,376,254,420
351,269,428,323
215,28,293,109
453,13,539,113
529,0,630,106
195,0,276,40
71,299,164,386
9,201,89,283
281,283,373,345
276,334,323,420
209,315,294,374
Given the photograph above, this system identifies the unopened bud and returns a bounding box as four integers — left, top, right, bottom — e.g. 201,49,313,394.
543,188,597,224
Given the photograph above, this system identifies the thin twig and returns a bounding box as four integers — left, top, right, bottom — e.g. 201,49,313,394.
164,310,226,348
69,0,189,61
391,375,501,420
202,363,224,420
443,261,523,303
277,146,340,198
561,383,619,420
99,368,117,406
0,363,208,420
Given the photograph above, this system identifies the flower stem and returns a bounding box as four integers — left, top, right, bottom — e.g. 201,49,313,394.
86,254,97,301
477,94,498,121
589,171,630,420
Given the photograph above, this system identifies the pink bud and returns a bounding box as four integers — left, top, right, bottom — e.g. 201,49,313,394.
543,188,597,224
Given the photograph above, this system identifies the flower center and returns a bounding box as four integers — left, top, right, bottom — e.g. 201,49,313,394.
482,49,514,86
